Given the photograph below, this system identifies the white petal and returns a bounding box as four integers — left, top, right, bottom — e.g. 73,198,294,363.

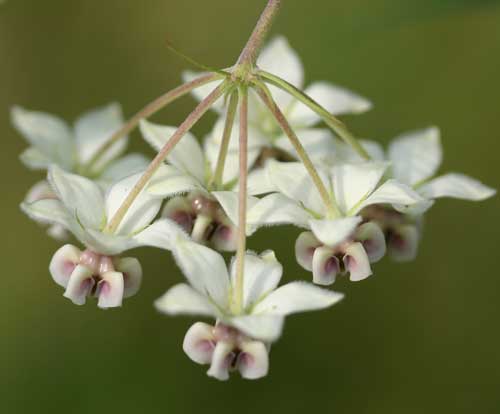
274,128,337,164
237,341,269,380
418,173,496,201
312,246,340,286
212,191,260,234
355,222,387,263
63,264,95,306
11,106,74,170
113,257,142,298
388,127,442,186
257,36,304,110
49,244,82,288
230,314,284,343
75,103,127,172
309,216,362,248
19,147,53,170
356,179,424,214
48,165,105,230
98,153,150,187
183,322,216,365
148,164,203,197
267,161,327,214
105,172,162,235
253,281,344,316
295,231,321,271
333,139,385,164
80,229,139,256
25,180,56,203
182,70,226,113
20,198,72,229
388,224,420,262
173,240,230,310
288,82,372,127
343,242,372,282
246,167,277,196
155,283,217,317
332,162,388,214
230,251,283,310
207,341,234,381
96,271,124,309
134,218,189,251
139,120,206,183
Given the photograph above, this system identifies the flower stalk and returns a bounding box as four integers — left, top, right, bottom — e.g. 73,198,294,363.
104,81,229,234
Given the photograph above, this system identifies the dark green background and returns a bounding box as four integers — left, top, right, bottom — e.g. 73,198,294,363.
1,0,499,412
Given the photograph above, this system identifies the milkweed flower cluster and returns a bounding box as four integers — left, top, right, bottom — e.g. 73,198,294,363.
15,0,495,381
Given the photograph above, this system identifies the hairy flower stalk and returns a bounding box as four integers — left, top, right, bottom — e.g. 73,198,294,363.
105,81,229,233
255,82,341,218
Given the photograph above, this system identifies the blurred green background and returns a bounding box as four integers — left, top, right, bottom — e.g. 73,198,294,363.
1,0,500,412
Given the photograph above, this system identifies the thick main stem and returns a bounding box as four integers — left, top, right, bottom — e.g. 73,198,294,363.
237,0,282,66
255,83,341,218
104,82,228,234
234,87,249,314
259,70,371,160
211,89,239,189
86,73,222,170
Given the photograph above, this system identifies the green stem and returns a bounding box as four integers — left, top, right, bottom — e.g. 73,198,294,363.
255,81,341,218
234,86,249,314
86,73,223,171
237,0,282,66
104,81,229,234
210,89,239,189
258,70,371,160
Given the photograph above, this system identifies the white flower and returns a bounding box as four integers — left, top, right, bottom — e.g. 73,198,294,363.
186,36,371,167
20,165,182,307
213,161,423,283
155,239,343,379
12,103,150,238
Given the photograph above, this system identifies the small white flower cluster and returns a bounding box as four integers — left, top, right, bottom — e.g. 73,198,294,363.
16,35,495,381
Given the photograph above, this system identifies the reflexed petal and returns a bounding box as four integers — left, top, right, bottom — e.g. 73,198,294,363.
182,70,226,113
183,322,216,365
312,246,339,286
113,257,142,298
134,218,189,251
173,240,230,309
333,139,385,164
288,82,372,127
207,341,234,381
356,222,386,263
49,244,82,288
230,314,284,343
332,162,388,214
253,281,344,315
212,191,260,234
230,251,283,309
274,128,337,164
96,271,124,309
237,341,269,380
246,167,277,196
343,242,372,282
418,173,496,201
356,180,424,215
388,224,420,262
155,283,217,317
20,198,72,229
47,224,70,241
267,161,327,214
388,127,442,186
11,106,74,170
309,217,362,247
25,180,56,203
19,147,53,170
105,172,163,235
48,165,105,230
257,36,304,109
149,164,203,197
295,231,321,271
139,120,205,182
75,103,127,173
98,153,150,187
63,264,94,306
